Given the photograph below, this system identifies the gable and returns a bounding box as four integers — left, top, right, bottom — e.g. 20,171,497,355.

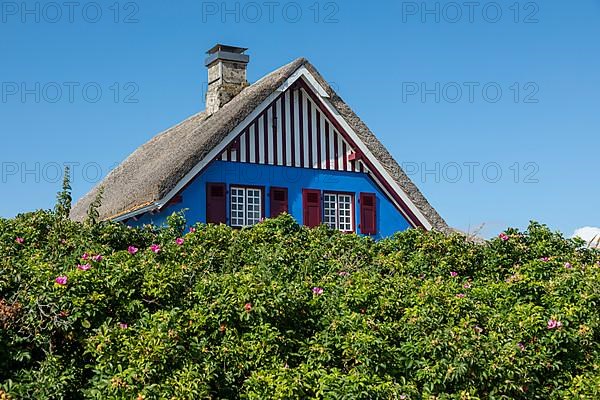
217,84,369,174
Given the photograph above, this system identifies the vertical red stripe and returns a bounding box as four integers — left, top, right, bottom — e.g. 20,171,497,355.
298,90,304,168
263,110,269,164
290,90,296,166
254,119,260,163
324,121,330,170
281,95,287,166
333,130,339,170
272,101,278,165
316,109,321,169
342,142,347,171
307,98,313,168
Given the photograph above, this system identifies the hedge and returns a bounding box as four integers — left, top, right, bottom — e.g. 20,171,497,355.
0,210,599,399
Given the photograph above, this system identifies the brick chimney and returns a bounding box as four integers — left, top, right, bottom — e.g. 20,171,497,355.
205,44,249,115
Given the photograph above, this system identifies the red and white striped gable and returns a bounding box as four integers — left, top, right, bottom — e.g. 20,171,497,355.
217,84,368,174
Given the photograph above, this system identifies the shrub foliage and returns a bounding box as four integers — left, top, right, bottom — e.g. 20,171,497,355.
0,210,599,399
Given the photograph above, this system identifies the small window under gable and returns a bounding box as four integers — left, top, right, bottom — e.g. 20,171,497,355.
323,192,354,233
230,186,264,228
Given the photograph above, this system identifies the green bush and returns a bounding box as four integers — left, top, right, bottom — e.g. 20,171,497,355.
0,211,599,399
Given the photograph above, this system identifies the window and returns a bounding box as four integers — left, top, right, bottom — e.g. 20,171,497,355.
230,186,263,227
323,192,354,232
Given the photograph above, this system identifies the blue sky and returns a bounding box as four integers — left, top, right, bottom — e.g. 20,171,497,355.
1,0,599,238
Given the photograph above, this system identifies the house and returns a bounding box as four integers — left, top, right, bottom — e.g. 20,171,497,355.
71,45,448,238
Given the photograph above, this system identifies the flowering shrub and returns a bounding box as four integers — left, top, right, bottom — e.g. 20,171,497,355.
0,211,599,399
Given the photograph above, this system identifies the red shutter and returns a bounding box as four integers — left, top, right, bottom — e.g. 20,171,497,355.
270,187,288,218
302,189,322,228
206,183,226,224
359,193,377,235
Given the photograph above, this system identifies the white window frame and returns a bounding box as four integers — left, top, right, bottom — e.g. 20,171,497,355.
323,192,354,232
230,186,263,227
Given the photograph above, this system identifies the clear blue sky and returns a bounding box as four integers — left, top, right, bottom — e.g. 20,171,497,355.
1,0,599,237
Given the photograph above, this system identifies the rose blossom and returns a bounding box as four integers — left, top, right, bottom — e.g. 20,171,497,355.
77,264,91,271
175,238,184,246
547,319,562,329
150,244,161,254
55,276,68,285
128,246,138,255
312,287,324,296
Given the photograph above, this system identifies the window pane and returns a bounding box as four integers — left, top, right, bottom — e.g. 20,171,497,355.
246,188,262,226
338,195,353,231
230,187,245,227
323,193,337,229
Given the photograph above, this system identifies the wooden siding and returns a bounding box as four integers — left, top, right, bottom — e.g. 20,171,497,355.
219,87,367,173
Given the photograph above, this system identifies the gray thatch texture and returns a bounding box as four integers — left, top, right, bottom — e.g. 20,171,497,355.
71,58,448,231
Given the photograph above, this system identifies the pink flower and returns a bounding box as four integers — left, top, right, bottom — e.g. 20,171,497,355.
189,227,196,233
547,319,562,329
55,276,68,285
244,303,252,312
119,323,128,329
450,271,458,277
540,257,549,262
128,246,138,255
15,237,24,244
175,238,184,246
77,264,91,271
499,233,509,241
564,262,573,269
312,287,324,296
338,271,350,277
81,253,90,260
92,254,103,262
463,283,472,289
517,342,526,351
150,244,161,254
456,293,466,298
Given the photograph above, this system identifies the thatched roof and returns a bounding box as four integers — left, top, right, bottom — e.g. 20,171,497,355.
71,58,448,231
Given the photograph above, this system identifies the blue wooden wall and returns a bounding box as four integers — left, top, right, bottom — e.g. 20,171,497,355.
128,160,412,239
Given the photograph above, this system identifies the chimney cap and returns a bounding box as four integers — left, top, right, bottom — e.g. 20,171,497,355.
205,44,250,67
206,44,248,55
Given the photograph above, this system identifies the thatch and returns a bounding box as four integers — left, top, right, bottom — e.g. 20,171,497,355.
71,58,448,232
